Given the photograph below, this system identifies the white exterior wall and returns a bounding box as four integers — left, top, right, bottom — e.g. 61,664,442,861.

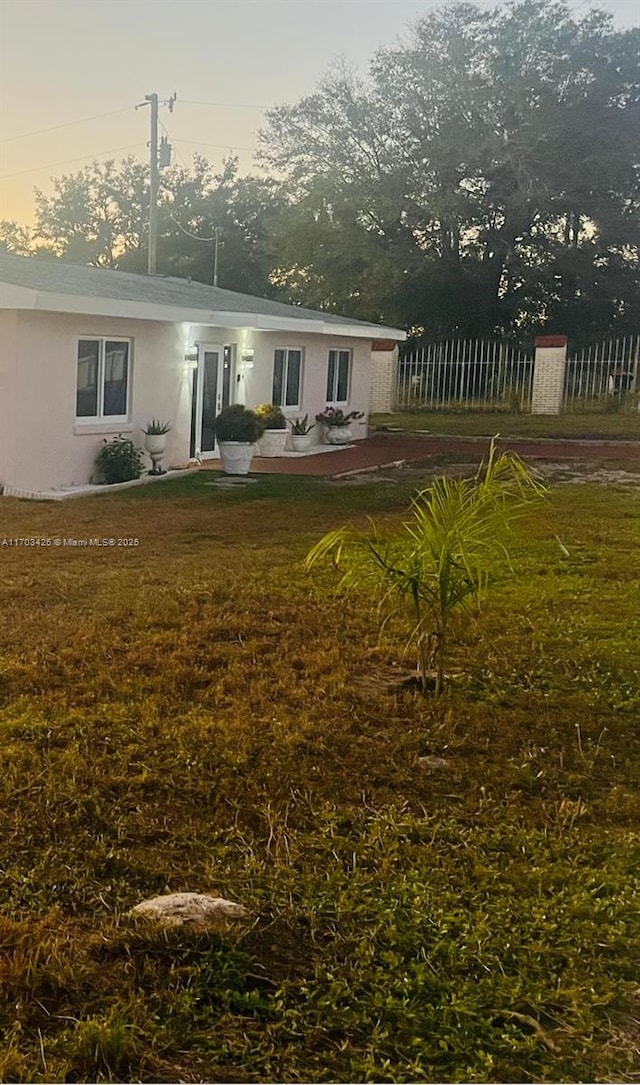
1,311,376,493
0,310,19,489
189,326,372,447
2,311,192,492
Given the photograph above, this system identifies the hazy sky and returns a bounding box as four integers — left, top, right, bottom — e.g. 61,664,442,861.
1,0,638,226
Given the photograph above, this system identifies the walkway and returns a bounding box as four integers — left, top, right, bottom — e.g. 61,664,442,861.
200,433,640,477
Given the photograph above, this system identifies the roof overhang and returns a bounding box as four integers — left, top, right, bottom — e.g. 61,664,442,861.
0,282,406,341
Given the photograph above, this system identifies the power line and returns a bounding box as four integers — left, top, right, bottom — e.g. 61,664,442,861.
0,107,134,146
0,142,146,181
173,137,257,153
181,99,266,110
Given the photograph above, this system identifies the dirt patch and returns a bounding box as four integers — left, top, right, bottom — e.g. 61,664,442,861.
329,457,640,489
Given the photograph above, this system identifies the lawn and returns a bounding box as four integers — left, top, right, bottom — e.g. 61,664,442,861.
371,409,640,440
1,469,639,1083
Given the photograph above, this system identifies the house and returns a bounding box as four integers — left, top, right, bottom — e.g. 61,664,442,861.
0,252,405,496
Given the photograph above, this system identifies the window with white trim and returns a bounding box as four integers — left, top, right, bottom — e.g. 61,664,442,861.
272,348,303,408
326,348,351,404
76,338,130,420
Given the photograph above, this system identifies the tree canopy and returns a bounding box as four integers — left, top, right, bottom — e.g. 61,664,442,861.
2,0,638,341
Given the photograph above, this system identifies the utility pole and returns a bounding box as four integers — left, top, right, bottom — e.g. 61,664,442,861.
146,93,158,275
213,227,222,287
136,92,176,275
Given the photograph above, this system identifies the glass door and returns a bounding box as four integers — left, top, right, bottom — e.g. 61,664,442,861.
190,345,225,459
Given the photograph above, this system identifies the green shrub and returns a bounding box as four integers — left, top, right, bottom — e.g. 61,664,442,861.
95,435,145,484
255,403,287,430
213,405,264,443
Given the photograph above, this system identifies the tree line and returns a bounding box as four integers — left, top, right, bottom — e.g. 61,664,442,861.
2,0,638,343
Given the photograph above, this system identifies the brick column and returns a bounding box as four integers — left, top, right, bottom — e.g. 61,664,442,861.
370,340,399,413
531,335,568,415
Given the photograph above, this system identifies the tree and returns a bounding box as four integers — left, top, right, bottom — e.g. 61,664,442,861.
259,0,640,339
305,442,546,694
24,153,285,297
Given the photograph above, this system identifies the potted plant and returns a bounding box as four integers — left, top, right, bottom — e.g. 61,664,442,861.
255,403,288,457
141,419,172,475
288,414,315,452
212,404,264,475
315,407,365,445
95,434,145,485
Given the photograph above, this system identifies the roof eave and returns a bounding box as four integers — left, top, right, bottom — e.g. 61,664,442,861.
0,284,406,340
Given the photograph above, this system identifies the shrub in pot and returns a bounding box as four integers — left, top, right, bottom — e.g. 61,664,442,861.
95,435,145,484
288,414,315,452
141,419,172,475
255,403,288,457
212,405,264,475
315,407,365,445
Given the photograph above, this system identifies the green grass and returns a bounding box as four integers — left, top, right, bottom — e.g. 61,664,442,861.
1,469,639,1082
372,409,640,440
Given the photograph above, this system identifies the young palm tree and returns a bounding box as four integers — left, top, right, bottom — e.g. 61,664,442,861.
305,441,546,694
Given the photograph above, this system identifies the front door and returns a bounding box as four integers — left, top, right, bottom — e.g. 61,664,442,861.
190,345,234,458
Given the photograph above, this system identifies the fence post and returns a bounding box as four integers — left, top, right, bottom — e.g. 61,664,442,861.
531,335,568,414
370,340,399,413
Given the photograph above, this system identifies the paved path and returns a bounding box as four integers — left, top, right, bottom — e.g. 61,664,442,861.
200,433,640,477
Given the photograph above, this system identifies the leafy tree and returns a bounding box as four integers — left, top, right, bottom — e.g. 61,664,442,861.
259,0,640,339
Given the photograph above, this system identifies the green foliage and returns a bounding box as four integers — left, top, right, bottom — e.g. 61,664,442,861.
306,441,546,692
288,413,315,435
260,0,640,338
213,403,264,443
141,418,172,435
255,403,287,430
95,434,145,484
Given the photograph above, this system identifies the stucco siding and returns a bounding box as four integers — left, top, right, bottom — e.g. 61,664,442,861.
6,311,191,492
0,309,18,489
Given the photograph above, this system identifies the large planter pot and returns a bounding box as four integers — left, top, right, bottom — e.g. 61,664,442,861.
217,441,256,476
258,428,288,457
144,433,168,474
325,425,353,445
290,433,314,452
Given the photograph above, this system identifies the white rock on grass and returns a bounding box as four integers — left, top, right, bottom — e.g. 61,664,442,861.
130,892,247,927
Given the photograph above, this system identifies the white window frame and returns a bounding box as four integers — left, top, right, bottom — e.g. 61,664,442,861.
326,348,352,406
272,347,304,411
75,336,131,423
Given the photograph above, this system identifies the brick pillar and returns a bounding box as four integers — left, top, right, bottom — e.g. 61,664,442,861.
531,335,568,415
370,341,399,413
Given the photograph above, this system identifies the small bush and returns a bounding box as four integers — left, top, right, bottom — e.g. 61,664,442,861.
95,435,145,484
213,405,265,443
255,403,287,430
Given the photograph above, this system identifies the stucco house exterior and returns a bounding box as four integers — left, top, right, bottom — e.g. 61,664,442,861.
0,252,404,497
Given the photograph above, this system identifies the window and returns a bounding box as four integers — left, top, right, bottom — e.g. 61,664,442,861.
272,348,302,408
76,338,130,420
326,349,351,404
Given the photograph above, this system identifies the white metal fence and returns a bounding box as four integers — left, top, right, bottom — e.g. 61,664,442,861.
396,339,534,412
565,336,640,411
396,335,640,413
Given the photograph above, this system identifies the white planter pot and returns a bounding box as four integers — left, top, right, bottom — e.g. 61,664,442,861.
290,433,313,452
325,426,352,445
144,433,168,474
258,428,288,457
144,433,167,455
217,441,256,475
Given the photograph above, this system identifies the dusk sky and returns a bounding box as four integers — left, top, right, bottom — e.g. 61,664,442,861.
1,0,638,226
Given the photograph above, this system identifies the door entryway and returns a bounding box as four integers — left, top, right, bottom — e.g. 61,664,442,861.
189,345,234,458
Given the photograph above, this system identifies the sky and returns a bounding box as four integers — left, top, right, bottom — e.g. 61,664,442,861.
0,0,638,227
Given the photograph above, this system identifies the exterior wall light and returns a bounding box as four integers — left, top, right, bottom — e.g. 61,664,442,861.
184,345,199,368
